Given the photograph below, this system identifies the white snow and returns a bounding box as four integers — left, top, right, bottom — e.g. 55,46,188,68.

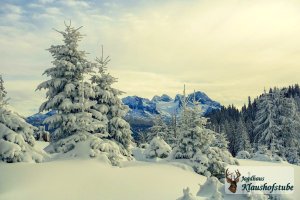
0,157,205,200
0,142,298,200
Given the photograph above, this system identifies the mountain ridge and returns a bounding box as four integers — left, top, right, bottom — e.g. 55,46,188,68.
26,91,221,135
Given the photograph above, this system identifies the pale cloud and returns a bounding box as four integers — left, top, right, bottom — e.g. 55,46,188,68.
38,0,55,4
61,0,91,8
45,7,61,15
1,4,23,21
5,80,45,116
1,0,300,116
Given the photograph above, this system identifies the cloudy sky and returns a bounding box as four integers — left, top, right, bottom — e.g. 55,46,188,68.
1,0,300,116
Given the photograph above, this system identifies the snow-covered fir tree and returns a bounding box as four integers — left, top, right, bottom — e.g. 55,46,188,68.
90,46,133,158
144,136,171,159
253,90,281,153
212,132,229,150
136,129,147,146
37,23,101,142
0,75,45,163
173,87,237,178
0,75,7,104
168,112,179,146
277,90,300,163
146,115,170,143
285,146,300,165
226,122,239,156
37,24,133,164
253,88,300,163
236,119,251,152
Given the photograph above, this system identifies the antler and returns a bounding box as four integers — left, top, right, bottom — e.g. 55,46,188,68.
226,169,233,183
234,170,241,181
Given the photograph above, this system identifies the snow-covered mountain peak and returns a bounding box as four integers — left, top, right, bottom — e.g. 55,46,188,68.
151,94,173,102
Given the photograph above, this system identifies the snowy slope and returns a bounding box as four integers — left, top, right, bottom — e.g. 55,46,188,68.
0,143,299,200
0,159,205,200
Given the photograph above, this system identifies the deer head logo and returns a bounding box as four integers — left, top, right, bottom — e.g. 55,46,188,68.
226,168,241,193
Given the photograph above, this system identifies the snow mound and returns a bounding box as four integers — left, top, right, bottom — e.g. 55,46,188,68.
45,133,132,166
197,177,223,199
144,136,172,159
188,176,269,200
177,187,199,200
252,146,284,163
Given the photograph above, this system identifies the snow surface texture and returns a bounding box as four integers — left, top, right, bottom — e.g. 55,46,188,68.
45,133,132,166
0,156,205,200
0,106,46,163
177,187,198,200
177,176,269,200
0,148,298,200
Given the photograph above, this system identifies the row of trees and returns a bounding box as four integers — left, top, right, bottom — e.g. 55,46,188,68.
207,84,300,164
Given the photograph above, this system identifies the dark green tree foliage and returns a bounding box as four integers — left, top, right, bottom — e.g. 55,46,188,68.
206,84,300,164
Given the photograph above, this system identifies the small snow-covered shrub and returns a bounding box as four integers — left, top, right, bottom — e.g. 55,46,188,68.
144,136,171,159
236,151,251,159
192,152,210,177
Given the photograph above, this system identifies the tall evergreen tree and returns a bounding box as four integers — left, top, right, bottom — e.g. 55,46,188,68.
90,46,133,157
253,91,281,151
146,115,169,143
0,75,7,104
36,24,133,164
173,87,237,178
168,113,179,146
236,119,251,153
37,23,102,142
277,92,300,162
